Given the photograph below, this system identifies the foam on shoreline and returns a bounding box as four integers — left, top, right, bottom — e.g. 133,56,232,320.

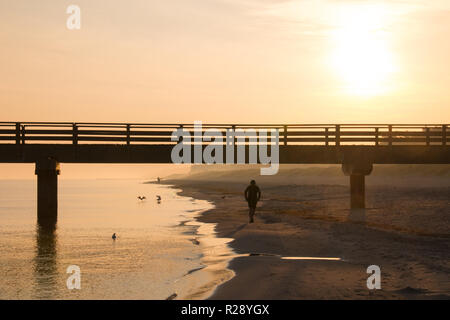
165,189,236,300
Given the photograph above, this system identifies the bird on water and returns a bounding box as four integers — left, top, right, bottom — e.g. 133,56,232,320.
112,233,117,240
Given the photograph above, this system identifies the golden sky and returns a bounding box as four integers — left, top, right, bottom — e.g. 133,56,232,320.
0,0,449,124
0,0,449,179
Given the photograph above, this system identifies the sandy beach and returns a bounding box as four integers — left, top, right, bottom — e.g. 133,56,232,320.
163,167,450,300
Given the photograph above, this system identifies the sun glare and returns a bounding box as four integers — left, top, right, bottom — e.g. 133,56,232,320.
331,5,396,97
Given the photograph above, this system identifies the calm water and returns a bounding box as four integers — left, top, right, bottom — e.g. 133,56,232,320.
0,179,232,299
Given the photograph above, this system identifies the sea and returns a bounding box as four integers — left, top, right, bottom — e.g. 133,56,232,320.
0,179,234,299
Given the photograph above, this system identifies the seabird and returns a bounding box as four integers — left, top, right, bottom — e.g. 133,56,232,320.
137,196,146,201
112,233,117,240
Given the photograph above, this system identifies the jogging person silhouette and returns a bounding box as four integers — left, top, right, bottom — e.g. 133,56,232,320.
245,180,261,223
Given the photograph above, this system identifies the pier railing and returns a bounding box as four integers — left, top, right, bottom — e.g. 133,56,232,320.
0,122,448,146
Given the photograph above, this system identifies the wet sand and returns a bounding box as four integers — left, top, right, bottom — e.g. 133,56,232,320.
164,178,450,300
175,212,236,300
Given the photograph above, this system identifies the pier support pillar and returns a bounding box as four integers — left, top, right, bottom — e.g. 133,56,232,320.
35,158,60,226
342,161,372,209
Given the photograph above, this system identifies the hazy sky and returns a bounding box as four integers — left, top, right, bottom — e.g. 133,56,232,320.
1,0,449,124
0,1,449,179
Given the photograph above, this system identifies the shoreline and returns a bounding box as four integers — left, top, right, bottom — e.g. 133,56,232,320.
163,179,450,300
166,188,236,300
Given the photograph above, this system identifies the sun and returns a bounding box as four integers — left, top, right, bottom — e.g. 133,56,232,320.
331,5,396,97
